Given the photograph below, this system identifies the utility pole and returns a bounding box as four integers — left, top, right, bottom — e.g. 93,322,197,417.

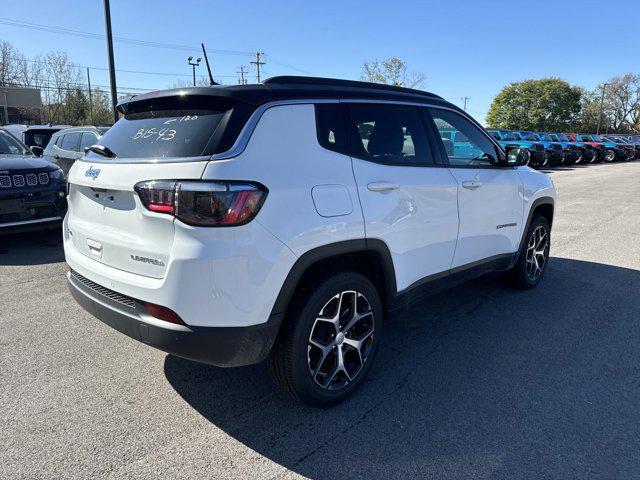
237,66,248,85
250,52,265,83
461,96,470,111
87,67,94,125
103,0,119,124
596,83,609,135
188,56,202,86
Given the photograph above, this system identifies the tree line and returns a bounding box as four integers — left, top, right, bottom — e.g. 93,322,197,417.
1,38,118,126
486,76,640,134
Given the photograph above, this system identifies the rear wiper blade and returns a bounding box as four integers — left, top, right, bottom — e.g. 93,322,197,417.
86,144,116,158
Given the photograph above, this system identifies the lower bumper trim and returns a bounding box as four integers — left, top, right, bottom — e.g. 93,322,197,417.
0,216,62,228
67,271,282,367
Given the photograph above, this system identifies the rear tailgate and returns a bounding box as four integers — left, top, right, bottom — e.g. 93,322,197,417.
67,161,208,279
65,91,253,279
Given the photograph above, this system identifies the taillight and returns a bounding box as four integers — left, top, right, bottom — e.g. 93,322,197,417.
134,180,267,227
134,180,176,214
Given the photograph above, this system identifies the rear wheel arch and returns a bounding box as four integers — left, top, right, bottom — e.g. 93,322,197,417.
270,239,396,322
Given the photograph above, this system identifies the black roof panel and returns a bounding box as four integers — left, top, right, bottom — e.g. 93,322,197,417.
117,75,450,114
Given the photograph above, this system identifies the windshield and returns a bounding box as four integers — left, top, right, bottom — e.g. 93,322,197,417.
0,130,30,155
500,131,517,141
86,109,227,160
556,133,569,142
590,135,604,142
540,134,552,141
23,129,56,148
523,132,539,141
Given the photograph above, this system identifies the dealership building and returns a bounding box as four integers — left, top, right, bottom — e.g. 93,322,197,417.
0,85,43,125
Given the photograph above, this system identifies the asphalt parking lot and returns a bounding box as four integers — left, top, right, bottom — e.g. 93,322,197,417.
2,162,640,479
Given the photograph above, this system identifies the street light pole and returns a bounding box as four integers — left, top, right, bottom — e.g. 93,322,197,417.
187,57,202,86
597,83,609,135
103,0,119,124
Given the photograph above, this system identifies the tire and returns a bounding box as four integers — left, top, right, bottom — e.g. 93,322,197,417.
504,215,551,290
572,152,582,165
268,271,383,406
604,149,616,162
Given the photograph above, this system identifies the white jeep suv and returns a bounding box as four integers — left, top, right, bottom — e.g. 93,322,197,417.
65,76,555,405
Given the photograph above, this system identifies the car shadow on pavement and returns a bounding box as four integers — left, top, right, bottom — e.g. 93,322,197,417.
0,228,64,265
164,257,640,479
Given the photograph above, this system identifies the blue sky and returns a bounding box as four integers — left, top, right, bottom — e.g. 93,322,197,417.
1,0,638,123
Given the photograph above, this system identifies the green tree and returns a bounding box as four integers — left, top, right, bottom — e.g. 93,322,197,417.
486,78,582,131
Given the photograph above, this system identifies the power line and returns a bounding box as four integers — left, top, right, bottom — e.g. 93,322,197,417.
264,54,314,76
0,17,254,56
6,81,152,93
19,57,239,78
1,17,314,81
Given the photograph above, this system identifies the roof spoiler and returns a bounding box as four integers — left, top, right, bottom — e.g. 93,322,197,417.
264,75,441,100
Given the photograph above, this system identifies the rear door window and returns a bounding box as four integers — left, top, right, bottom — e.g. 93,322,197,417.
87,109,228,160
79,132,99,151
60,132,81,152
345,103,435,166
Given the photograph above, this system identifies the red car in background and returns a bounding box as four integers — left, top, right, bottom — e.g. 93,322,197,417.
568,133,626,162
565,134,604,163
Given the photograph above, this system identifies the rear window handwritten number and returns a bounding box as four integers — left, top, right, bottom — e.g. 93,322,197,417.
133,127,177,142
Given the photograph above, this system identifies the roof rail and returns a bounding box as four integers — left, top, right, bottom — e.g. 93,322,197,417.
264,75,440,99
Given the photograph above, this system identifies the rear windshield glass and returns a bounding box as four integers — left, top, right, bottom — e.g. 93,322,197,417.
86,109,227,160
24,130,56,148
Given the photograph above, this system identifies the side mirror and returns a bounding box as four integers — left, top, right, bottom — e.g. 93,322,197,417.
31,146,44,157
506,147,529,166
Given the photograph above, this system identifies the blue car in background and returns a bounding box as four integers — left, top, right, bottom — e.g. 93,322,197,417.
599,135,636,160
548,133,595,164
516,131,564,166
486,129,548,167
536,132,582,165
604,134,640,160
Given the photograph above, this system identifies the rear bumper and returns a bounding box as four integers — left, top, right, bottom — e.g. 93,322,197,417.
67,270,282,367
0,216,62,234
0,186,67,230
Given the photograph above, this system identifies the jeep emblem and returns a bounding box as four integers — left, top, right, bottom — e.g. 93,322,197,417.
85,166,101,180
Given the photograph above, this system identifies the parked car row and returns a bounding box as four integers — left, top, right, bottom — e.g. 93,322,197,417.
487,129,639,168
0,124,108,233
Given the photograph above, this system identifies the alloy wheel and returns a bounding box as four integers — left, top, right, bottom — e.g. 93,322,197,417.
526,225,549,282
307,290,375,391
605,149,615,162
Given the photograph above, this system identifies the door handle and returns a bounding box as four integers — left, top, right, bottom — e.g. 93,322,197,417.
367,182,399,192
461,180,482,189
